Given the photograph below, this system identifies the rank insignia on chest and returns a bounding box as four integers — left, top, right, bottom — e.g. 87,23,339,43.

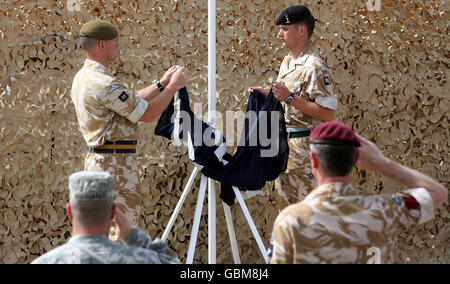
324,77,331,86
118,91,129,102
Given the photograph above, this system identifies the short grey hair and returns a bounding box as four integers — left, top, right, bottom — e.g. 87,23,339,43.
80,37,100,51
71,199,114,227
310,143,357,177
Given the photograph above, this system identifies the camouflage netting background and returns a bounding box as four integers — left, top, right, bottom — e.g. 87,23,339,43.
0,0,448,264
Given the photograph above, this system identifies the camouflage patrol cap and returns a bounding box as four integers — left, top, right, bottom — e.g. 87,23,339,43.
80,20,119,40
310,121,361,147
276,5,312,25
69,171,115,202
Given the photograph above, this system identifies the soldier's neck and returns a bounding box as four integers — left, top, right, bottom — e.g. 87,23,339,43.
290,40,310,60
71,222,110,237
86,54,110,69
315,172,352,187
318,176,352,186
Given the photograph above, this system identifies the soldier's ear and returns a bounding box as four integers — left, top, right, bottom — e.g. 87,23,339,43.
354,150,360,167
296,24,307,37
110,203,116,220
67,203,73,221
97,40,106,51
310,152,319,169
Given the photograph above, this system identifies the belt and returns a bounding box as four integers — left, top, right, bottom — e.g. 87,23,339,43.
89,140,137,154
287,127,311,139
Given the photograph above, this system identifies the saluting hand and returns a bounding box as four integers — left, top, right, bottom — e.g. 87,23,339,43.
114,207,132,241
272,82,290,102
355,134,390,172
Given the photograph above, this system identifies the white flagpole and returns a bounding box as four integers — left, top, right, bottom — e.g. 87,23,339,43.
207,0,217,264
208,0,216,123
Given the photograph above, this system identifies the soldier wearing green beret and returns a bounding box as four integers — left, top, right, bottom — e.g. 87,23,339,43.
249,6,338,212
32,171,180,264
71,19,187,227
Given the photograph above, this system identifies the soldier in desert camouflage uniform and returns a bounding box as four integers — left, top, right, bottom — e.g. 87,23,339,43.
268,122,448,264
32,171,180,264
71,20,187,224
249,6,338,211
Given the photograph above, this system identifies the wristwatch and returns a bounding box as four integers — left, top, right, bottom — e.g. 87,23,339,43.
285,93,295,105
152,79,164,91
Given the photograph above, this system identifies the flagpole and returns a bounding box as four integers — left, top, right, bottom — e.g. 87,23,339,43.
207,0,217,264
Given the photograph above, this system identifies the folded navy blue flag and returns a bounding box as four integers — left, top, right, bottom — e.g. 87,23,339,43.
155,88,288,206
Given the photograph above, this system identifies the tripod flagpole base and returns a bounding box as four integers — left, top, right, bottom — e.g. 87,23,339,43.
223,202,241,264
161,170,267,264
208,178,217,264
186,174,208,264
162,166,200,242
233,186,269,263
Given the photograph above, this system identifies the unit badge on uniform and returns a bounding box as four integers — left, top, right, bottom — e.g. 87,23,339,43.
324,77,331,86
118,91,129,102
110,84,121,94
392,194,402,205
268,236,274,258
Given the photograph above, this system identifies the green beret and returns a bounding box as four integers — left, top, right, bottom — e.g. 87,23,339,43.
80,20,119,40
69,171,115,202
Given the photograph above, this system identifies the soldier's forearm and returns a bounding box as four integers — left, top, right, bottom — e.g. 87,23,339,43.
377,159,448,208
137,83,160,102
124,227,153,248
139,85,178,123
291,96,335,122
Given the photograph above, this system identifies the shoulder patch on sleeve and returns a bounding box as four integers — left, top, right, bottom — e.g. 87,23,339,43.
110,84,121,94
392,194,403,206
268,235,274,258
401,195,420,210
118,91,129,102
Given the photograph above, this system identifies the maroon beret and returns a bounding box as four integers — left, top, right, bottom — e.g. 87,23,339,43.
310,121,360,147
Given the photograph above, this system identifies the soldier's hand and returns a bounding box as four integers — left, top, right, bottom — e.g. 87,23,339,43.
168,67,187,90
248,87,269,97
355,134,390,172
161,66,178,88
272,82,290,102
113,206,132,241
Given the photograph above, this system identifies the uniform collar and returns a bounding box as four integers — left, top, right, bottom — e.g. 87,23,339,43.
289,41,314,66
68,234,109,244
84,58,108,73
305,182,359,201
280,42,314,79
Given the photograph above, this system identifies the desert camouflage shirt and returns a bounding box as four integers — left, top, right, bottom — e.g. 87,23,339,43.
71,59,148,148
277,42,338,128
269,182,434,264
31,227,180,264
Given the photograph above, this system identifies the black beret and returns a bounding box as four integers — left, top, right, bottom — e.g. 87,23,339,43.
80,20,119,40
276,5,312,25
